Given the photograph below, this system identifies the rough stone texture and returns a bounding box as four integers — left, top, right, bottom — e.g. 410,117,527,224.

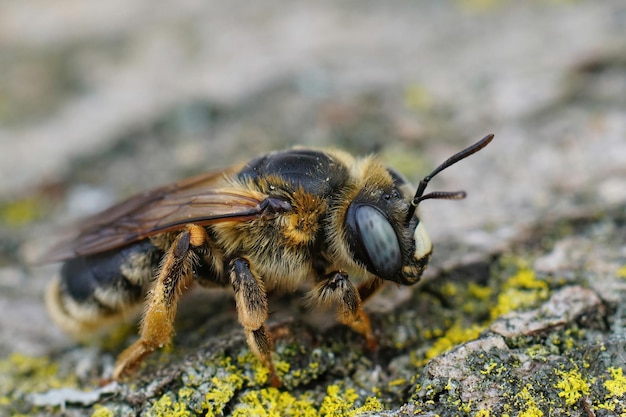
1,1,625,416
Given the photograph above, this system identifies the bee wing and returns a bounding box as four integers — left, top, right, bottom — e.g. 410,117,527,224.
41,169,268,262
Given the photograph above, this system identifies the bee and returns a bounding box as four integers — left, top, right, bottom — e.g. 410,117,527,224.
42,134,493,386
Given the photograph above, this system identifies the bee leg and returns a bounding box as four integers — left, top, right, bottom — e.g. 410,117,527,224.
312,271,378,351
357,277,384,304
229,257,280,387
113,224,207,380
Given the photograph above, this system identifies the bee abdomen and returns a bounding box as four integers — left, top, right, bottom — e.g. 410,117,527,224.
46,240,163,337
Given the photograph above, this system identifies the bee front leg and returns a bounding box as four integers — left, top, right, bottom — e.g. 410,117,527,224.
310,271,378,350
113,224,208,380
357,277,383,305
229,257,280,387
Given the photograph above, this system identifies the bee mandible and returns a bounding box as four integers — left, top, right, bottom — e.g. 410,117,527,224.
43,134,494,386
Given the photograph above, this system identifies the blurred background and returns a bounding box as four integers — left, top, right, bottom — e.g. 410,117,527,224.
0,0,625,373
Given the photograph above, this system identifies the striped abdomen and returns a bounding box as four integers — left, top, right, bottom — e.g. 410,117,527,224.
46,240,163,337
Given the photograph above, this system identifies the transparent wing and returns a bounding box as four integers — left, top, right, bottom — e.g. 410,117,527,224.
41,169,268,261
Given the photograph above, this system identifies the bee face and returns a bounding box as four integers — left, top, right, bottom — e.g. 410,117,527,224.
343,180,432,285
342,134,496,285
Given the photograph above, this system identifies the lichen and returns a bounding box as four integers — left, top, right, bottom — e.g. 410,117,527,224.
91,404,114,417
148,392,192,417
516,386,544,417
0,352,78,395
232,388,316,417
350,396,384,416
236,351,270,386
0,196,44,226
319,384,360,416
554,367,591,406
318,384,383,417
490,266,549,320
200,368,245,415
422,321,485,364
604,367,626,398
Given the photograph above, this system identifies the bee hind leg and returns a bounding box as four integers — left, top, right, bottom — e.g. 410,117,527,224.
230,257,280,387
113,224,207,380
309,271,378,351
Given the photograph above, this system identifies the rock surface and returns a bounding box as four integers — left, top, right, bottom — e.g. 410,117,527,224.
1,1,625,416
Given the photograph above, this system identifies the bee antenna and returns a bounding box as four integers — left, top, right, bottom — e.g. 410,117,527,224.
405,133,494,223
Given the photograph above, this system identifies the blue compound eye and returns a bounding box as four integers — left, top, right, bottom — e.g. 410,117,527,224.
353,205,401,278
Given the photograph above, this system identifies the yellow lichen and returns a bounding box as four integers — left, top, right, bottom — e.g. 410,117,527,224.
422,321,485,363
422,327,444,340
480,361,498,375
0,353,77,393
233,388,316,417
233,385,383,417
468,282,493,301
319,384,360,416
525,344,551,360
252,362,270,386
201,372,245,415
596,401,616,412
149,393,191,417
459,400,472,413
490,267,549,319
604,367,626,398
198,356,246,415
177,386,195,401
474,409,491,417
350,396,384,415
554,368,591,406
236,351,291,386
91,405,114,417
275,359,291,376
516,386,544,417
0,197,43,226
441,282,458,297
617,265,626,279
388,378,407,387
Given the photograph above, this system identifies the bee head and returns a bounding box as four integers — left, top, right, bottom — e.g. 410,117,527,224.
344,134,494,285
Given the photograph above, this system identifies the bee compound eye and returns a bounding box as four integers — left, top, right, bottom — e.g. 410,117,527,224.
353,205,401,278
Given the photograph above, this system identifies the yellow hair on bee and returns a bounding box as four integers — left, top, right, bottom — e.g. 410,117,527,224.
282,188,326,246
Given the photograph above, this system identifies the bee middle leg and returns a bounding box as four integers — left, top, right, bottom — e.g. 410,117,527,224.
310,271,378,350
229,257,280,387
113,224,208,380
